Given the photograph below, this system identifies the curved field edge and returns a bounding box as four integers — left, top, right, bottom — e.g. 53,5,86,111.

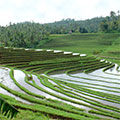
0,47,120,120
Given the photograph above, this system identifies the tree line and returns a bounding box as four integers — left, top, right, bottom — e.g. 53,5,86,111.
0,22,50,48
100,11,120,33
0,11,119,48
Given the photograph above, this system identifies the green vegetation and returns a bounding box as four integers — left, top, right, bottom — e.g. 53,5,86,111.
0,22,50,48
39,32,120,66
41,33,120,55
0,96,18,118
0,10,120,49
0,11,120,119
100,11,120,33
0,113,8,120
12,110,50,120
0,47,120,120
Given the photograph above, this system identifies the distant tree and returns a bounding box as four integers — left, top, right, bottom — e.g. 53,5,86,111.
117,10,120,16
0,22,50,48
79,27,88,33
100,21,109,32
99,10,120,33
111,21,118,30
110,11,116,18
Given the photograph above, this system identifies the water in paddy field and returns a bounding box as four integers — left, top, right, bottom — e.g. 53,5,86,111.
0,65,120,111
0,68,31,104
105,64,120,75
0,68,26,93
50,65,120,107
14,70,59,99
90,64,120,78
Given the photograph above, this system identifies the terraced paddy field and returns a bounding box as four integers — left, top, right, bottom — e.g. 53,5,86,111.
0,47,120,120
41,33,120,54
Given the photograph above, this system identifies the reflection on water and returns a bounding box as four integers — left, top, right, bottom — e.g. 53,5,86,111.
0,68,25,93
106,64,120,75
1,66,120,110
50,69,120,108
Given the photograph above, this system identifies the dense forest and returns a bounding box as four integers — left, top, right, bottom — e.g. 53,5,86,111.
0,11,120,48
0,22,50,48
100,11,120,32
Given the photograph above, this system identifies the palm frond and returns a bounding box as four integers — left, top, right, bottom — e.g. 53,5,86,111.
0,96,19,118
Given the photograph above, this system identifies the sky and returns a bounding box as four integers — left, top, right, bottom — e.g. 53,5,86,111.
0,0,120,26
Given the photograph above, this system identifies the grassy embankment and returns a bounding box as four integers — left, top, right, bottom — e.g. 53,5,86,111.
41,33,120,64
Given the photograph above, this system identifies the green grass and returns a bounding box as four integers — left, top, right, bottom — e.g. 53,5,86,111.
41,33,120,65
41,33,120,55
100,36,120,57
12,110,50,120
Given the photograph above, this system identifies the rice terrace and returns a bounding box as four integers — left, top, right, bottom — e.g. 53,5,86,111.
0,33,120,120
0,9,120,120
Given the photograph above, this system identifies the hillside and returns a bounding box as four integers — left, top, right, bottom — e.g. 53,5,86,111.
0,46,120,120
0,24,120,119
0,12,120,49
43,33,120,65
0,18,103,48
42,33,120,55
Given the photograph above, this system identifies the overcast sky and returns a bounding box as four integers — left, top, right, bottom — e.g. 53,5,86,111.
0,0,120,26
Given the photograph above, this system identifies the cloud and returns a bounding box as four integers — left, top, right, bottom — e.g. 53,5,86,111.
0,0,120,26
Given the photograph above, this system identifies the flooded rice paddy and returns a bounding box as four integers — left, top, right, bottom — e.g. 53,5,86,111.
0,48,120,119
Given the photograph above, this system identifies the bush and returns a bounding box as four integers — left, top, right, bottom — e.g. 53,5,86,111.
92,50,102,55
